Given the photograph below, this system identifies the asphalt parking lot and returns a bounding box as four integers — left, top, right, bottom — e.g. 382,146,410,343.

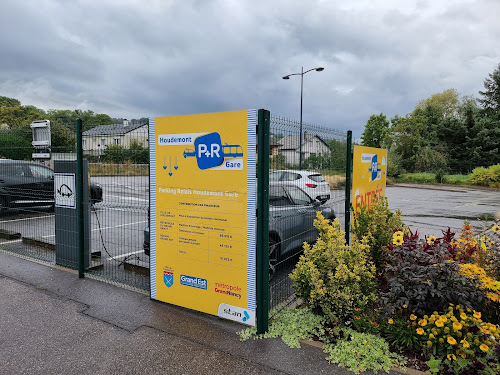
1,179,498,299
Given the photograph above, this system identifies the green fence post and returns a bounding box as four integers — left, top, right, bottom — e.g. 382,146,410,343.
345,130,352,246
256,109,270,334
76,118,85,278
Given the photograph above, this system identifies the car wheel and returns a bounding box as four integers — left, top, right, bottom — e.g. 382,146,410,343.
269,235,280,280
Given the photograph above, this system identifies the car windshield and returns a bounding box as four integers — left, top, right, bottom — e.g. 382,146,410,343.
308,174,326,183
286,186,312,206
28,164,53,179
269,186,292,206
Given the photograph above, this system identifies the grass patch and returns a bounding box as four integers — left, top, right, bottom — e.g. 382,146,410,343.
394,173,473,186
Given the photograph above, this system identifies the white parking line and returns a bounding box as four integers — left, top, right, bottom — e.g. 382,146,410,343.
112,182,144,191
40,220,147,238
1,214,54,222
107,250,143,260
0,239,23,245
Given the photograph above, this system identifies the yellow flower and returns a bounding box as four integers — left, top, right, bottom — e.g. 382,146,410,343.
354,307,360,311
435,320,444,328
410,314,417,321
394,230,404,237
419,319,428,326
447,354,457,361
393,236,404,246
440,315,448,322
480,344,489,352
460,339,470,348
427,235,437,245
403,304,408,309
354,316,361,320
444,327,450,333
473,311,481,319
388,319,394,325
427,341,432,347
460,313,467,320
447,336,457,345
416,328,425,335
453,322,462,331
489,325,497,333
439,338,444,343
429,333,435,339
492,224,500,233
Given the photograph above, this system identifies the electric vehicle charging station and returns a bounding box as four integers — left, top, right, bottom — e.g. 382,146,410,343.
54,160,91,269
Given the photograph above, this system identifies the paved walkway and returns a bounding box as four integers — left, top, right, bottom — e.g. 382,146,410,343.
0,250,360,375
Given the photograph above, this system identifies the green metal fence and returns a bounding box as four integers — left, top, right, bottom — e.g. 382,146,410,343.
0,122,150,292
1,115,350,319
267,115,348,310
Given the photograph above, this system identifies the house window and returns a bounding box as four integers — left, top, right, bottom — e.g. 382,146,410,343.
82,139,86,148
101,138,106,148
113,137,120,145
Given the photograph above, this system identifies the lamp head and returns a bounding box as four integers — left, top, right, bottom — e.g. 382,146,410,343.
282,75,290,80
315,67,324,72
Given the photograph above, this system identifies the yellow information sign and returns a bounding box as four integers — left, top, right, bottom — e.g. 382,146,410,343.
149,110,256,326
352,145,388,212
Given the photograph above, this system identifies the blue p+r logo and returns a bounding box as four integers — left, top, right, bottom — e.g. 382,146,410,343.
194,132,224,170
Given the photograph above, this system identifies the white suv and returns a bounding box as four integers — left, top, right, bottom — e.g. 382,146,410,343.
269,170,331,203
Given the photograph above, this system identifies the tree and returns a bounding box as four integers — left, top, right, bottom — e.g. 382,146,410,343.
478,62,500,114
0,96,21,108
387,113,427,172
128,139,149,164
46,109,113,131
361,113,389,148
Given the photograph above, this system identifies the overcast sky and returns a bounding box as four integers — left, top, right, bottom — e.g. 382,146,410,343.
1,0,499,138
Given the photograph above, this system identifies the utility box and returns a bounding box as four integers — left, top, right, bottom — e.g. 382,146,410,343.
54,160,91,269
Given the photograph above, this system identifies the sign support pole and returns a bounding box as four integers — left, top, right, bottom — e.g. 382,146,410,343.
345,130,352,246
76,118,85,278
256,109,270,334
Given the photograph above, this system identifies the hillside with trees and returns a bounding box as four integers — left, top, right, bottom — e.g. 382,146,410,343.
0,97,114,160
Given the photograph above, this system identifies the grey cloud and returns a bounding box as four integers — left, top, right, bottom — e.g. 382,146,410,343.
0,0,499,138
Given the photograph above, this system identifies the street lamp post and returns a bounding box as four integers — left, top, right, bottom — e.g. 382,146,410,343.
283,66,324,170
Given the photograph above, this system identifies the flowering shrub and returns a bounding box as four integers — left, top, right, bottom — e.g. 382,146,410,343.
290,213,377,324
351,197,405,274
459,263,500,303
381,231,485,317
411,304,500,374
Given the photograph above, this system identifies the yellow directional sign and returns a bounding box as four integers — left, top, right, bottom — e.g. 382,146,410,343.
352,145,388,212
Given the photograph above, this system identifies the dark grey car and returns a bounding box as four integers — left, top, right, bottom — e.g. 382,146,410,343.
0,159,102,213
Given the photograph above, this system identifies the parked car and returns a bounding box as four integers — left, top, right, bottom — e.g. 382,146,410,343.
0,159,103,213
143,182,335,277
269,170,331,203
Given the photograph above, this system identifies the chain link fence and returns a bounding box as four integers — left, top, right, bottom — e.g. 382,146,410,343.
0,124,150,292
268,115,347,310
1,116,348,303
